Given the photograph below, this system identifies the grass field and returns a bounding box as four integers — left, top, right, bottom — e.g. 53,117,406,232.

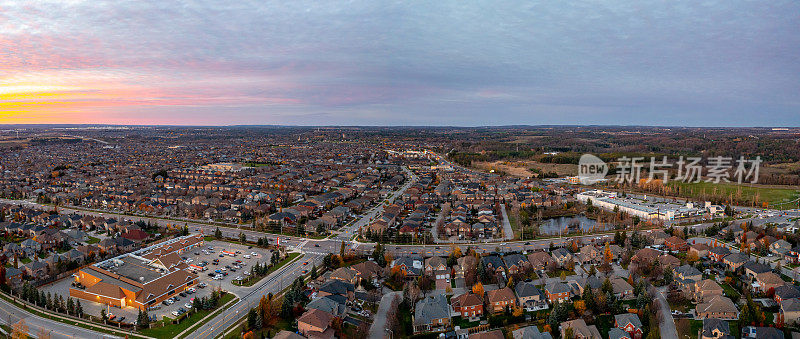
668,181,800,209
141,293,236,338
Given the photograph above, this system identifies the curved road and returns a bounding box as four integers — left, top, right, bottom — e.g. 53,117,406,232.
0,294,122,339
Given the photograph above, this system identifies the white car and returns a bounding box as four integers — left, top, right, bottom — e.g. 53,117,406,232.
185,303,192,309
234,276,243,280
171,311,180,317
244,271,250,276
243,255,251,259
166,299,174,305
187,288,196,293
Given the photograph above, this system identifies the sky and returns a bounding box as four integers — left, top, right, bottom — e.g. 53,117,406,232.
1,1,799,126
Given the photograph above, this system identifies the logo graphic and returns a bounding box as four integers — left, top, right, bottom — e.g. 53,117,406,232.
578,154,608,185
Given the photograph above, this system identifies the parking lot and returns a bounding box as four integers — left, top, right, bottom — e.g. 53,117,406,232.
185,240,274,296
39,240,274,322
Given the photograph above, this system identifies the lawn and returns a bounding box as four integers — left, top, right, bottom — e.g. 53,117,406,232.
232,253,300,287
547,269,576,278
86,236,100,244
141,293,236,338
668,181,800,210
452,316,481,329
721,283,740,302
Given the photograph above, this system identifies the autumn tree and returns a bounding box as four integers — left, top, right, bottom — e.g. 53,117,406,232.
11,319,27,339
472,282,485,297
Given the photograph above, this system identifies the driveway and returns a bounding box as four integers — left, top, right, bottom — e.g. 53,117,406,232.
369,291,401,339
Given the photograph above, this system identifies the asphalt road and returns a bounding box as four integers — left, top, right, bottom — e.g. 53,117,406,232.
368,291,401,339
651,286,679,339
188,253,324,339
0,294,122,339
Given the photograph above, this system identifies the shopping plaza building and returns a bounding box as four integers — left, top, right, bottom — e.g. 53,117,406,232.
576,190,715,221
69,234,203,310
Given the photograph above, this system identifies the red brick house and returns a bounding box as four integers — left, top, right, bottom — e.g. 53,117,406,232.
664,236,688,252
487,287,517,313
451,292,483,318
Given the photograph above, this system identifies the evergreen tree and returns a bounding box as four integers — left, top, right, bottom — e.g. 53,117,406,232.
67,297,75,315
255,310,263,329
215,227,222,239
247,308,257,330
280,297,293,318
582,286,596,313
310,265,318,279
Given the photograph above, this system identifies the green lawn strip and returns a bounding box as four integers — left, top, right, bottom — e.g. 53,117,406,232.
141,293,236,338
546,269,576,278
0,291,152,338
232,253,301,287
221,268,318,339
86,236,100,244
177,295,239,338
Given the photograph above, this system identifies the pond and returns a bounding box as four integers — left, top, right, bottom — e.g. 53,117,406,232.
537,215,610,235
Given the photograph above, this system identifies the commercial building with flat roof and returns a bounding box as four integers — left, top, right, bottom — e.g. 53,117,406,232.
69,234,203,310
577,190,704,221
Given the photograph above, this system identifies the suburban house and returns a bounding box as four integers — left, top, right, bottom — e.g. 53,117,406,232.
551,248,572,267
487,287,517,313
560,319,602,339
528,251,555,271
451,292,483,319
515,281,548,311
413,294,452,333
781,298,800,325
424,256,447,276
774,284,800,305
696,295,739,320
665,236,688,251
753,272,785,294
708,246,731,262
614,313,643,339
297,308,335,339
694,279,724,302
700,318,731,339
545,282,571,303
722,253,749,271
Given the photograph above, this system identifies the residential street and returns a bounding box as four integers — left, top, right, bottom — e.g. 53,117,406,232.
369,291,401,339
651,286,679,339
